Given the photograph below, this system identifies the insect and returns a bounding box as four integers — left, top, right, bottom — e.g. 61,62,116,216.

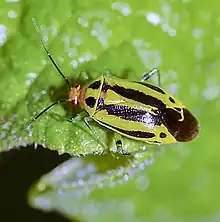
28,19,199,155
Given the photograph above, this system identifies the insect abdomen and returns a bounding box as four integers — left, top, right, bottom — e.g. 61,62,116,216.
92,77,199,144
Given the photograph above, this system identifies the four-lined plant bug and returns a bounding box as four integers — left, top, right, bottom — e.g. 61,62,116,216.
27,19,200,155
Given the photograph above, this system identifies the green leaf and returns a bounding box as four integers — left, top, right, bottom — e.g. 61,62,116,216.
1,0,156,155
28,152,153,221
1,0,220,221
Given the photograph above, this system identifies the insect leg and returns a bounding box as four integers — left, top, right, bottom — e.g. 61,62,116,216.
141,68,161,86
114,132,131,155
83,116,109,152
26,99,68,129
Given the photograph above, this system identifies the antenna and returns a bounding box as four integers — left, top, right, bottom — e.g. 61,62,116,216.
32,17,71,89
8,19,73,149
25,19,72,128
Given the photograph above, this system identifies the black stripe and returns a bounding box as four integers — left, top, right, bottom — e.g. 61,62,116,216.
136,82,166,94
98,121,155,138
111,85,166,109
104,105,162,126
88,80,101,90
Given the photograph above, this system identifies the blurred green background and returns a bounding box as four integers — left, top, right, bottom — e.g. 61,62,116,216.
0,0,220,221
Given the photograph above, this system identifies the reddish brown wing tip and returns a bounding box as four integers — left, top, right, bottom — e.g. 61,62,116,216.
175,108,200,142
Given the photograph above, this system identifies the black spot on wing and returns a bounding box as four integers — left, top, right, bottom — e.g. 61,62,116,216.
159,132,166,138
85,97,96,108
169,97,175,103
88,80,101,90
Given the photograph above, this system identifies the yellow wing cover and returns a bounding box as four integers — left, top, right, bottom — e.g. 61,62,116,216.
91,77,199,144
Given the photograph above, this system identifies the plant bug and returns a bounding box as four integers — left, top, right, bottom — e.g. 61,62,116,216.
27,19,199,155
